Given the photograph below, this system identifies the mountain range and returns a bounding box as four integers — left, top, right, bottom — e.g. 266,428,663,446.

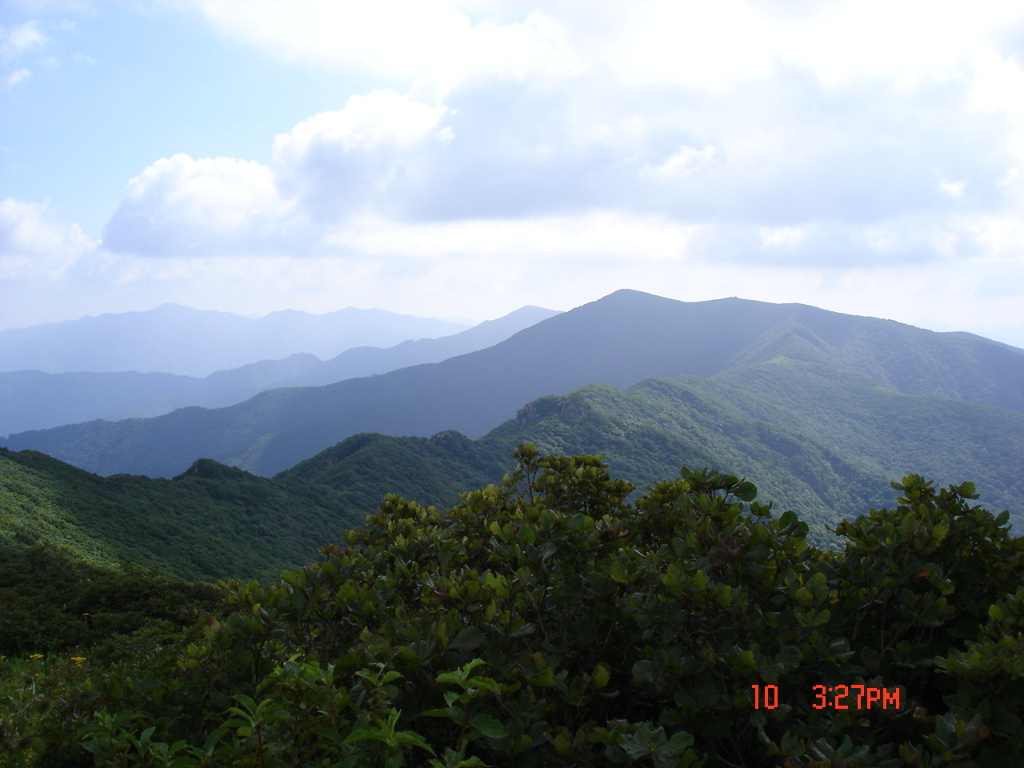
0,302,474,377
0,305,558,436
3,289,1021,543
277,359,1024,547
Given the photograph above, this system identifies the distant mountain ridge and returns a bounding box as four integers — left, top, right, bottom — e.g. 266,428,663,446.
0,306,559,436
4,290,1022,484
0,303,473,377
282,305,559,387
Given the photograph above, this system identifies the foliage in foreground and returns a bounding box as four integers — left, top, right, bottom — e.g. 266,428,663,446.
8,445,1024,766
0,549,225,768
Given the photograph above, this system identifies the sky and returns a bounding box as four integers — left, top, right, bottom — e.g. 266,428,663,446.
2,0,1024,347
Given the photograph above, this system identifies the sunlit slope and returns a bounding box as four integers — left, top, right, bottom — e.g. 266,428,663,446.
0,448,363,582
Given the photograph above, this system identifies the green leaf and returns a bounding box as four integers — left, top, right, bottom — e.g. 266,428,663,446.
528,667,556,686
554,730,573,756
663,731,695,752
470,714,508,739
633,660,656,685
510,623,536,638
449,626,484,651
397,645,420,665
423,706,463,721
690,569,708,590
774,645,800,670
735,481,757,502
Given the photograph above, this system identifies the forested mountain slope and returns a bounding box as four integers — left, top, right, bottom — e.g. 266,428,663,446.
280,363,1024,545
0,448,363,582
5,290,1022,481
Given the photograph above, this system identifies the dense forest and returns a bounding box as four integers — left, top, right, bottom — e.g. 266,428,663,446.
0,448,365,582
2,445,1022,766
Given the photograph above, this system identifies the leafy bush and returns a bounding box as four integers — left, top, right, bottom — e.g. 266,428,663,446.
9,446,1024,766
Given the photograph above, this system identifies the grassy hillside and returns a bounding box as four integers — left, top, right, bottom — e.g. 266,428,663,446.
0,448,364,582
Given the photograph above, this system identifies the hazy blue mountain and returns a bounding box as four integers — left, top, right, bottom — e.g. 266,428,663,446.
283,305,561,386
0,303,471,377
0,306,557,436
5,290,1022,481
0,354,320,437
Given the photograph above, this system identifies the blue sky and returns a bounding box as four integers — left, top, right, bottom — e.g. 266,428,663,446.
2,0,1024,348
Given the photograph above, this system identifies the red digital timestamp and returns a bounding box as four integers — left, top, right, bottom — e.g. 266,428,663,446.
751,684,903,710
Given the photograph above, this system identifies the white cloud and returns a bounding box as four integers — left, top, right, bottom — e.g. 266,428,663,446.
6,66,30,86
103,1,1016,242
686,214,982,269
643,145,720,179
577,0,1024,92
103,91,460,254
20,0,1021,351
0,197,95,277
176,0,581,93
180,0,1024,96
271,90,453,221
103,154,304,256
0,21,47,62
760,226,807,251
322,210,697,262
1,19,47,89
940,180,966,198
275,91,451,156
98,62,1015,263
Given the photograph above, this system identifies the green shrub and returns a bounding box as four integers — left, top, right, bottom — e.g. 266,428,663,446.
8,446,1023,766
